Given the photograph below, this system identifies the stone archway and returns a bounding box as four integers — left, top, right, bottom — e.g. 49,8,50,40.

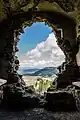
0,1,79,88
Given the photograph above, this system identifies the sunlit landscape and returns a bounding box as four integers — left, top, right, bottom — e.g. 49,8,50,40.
22,75,57,94
17,22,65,94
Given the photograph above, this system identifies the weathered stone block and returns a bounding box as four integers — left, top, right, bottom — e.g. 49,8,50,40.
45,91,76,111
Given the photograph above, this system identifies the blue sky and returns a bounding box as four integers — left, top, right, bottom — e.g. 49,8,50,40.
17,22,65,68
18,22,52,56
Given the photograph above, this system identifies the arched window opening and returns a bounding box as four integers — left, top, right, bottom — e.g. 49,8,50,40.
15,22,65,94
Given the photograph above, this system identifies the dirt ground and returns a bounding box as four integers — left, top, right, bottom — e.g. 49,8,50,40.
0,108,80,120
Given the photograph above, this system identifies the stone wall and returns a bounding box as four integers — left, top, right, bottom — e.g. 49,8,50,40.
0,1,79,87
0,20,15,79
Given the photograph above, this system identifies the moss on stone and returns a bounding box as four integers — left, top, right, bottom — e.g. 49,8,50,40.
0,0,80,36
9,0,17,11
21,0,35,12
0,0,79,24
37,1,64,13
0,0,7,22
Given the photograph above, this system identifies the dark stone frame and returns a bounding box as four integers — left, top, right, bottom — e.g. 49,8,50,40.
0,10,79,88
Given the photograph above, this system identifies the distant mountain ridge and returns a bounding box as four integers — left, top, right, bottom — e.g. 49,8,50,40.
32,67,58,77
18,67,58,77
18,68,39,75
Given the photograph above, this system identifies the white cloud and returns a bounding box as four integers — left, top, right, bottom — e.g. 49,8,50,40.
19,33,65,68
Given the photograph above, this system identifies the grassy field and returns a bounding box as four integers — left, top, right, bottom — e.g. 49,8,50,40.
22,75,56,93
